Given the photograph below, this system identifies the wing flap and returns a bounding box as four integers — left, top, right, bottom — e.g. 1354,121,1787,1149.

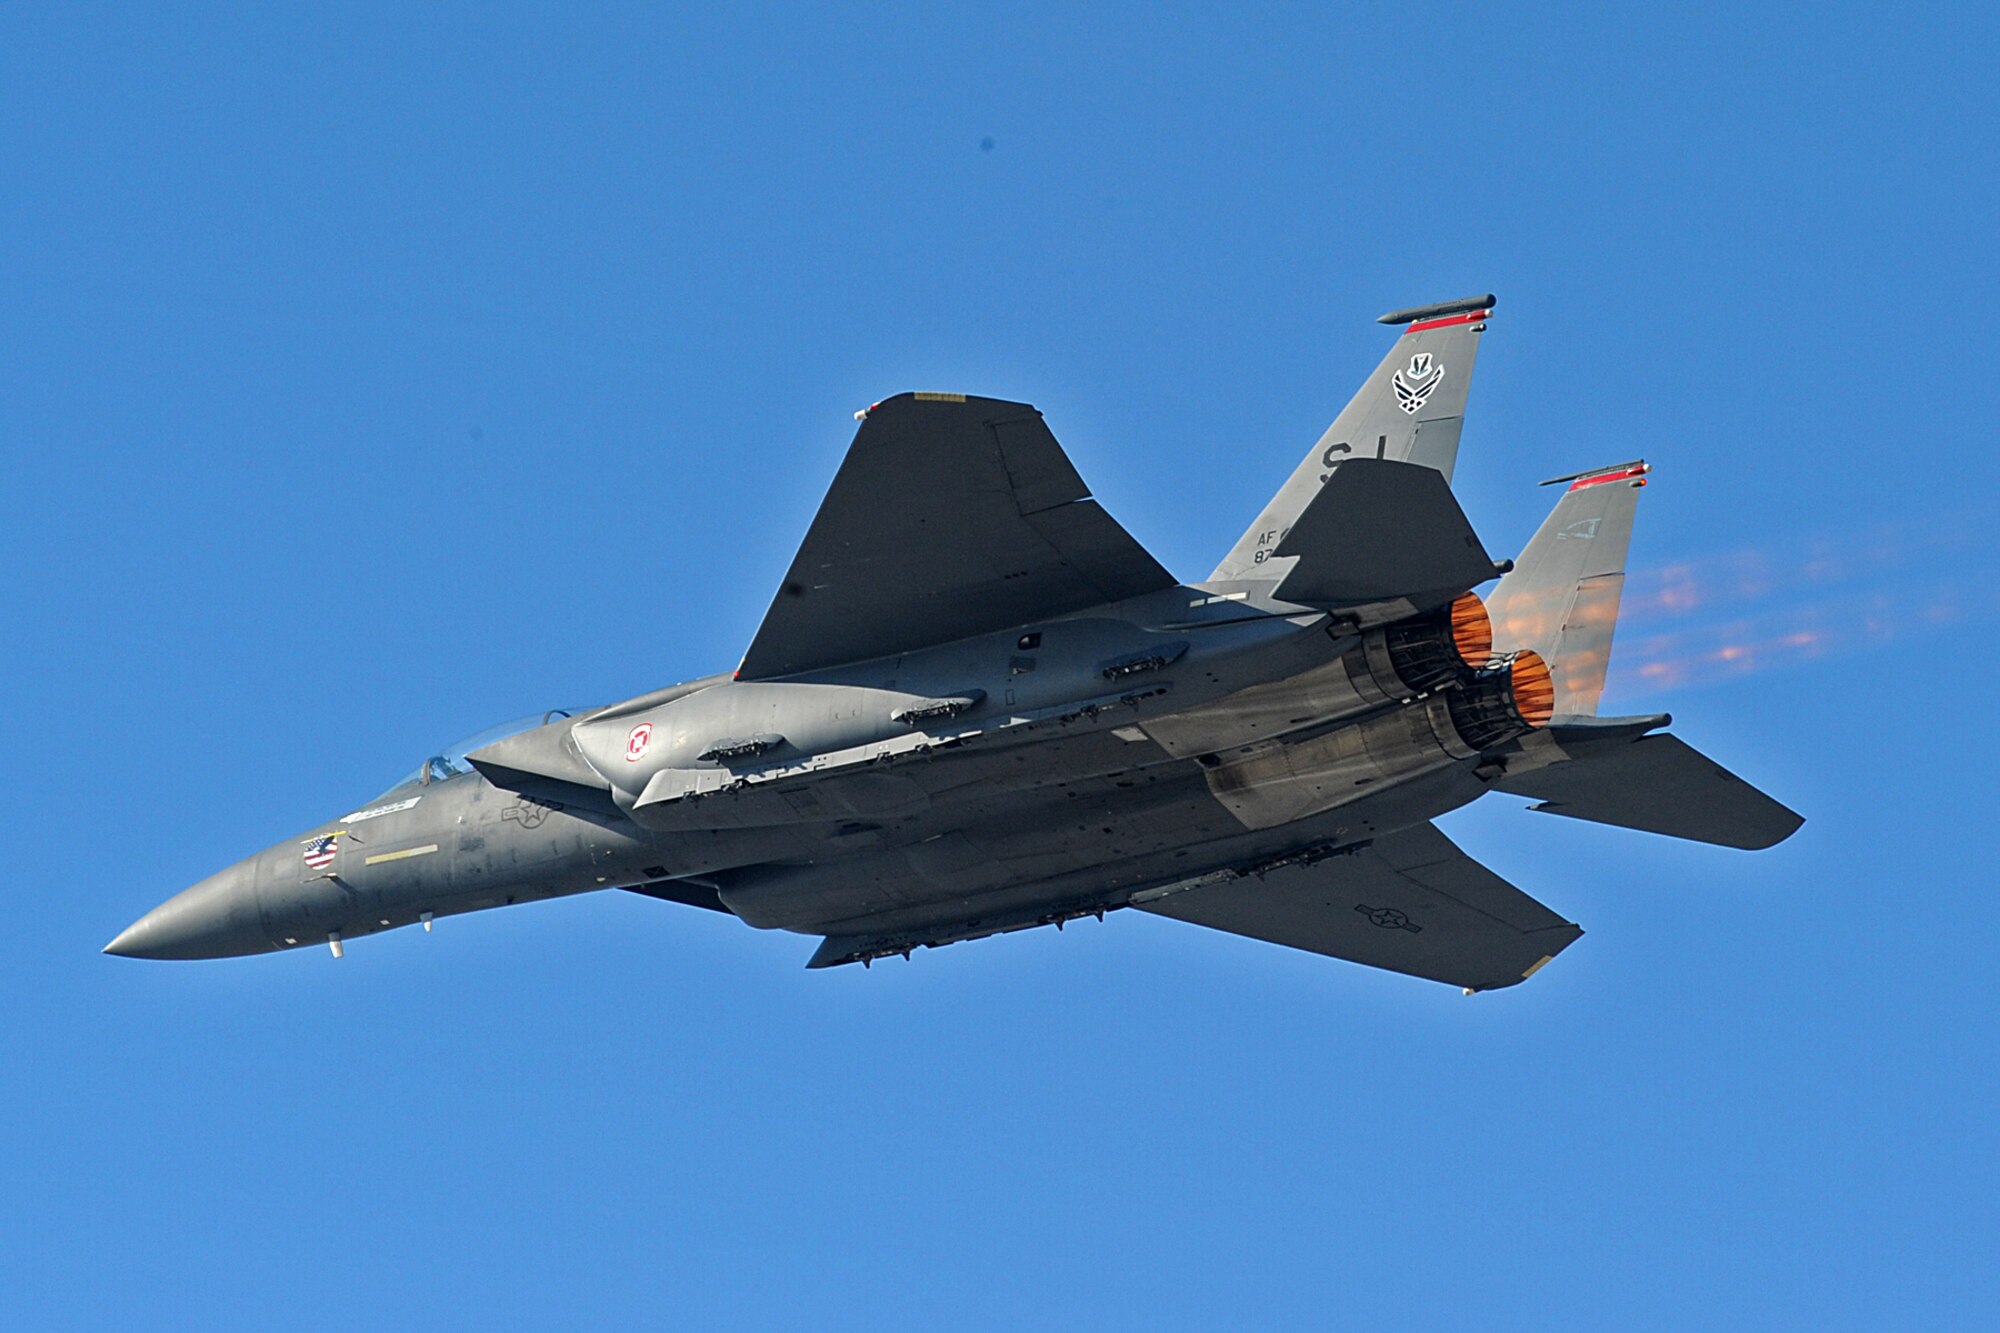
1021,498,1180,601
738,395,1176,679
1137,823,1580,990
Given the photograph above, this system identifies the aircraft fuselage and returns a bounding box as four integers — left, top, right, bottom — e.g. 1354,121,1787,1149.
106,585,1519,962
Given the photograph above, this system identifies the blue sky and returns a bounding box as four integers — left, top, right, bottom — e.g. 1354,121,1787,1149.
4,4,1996,1327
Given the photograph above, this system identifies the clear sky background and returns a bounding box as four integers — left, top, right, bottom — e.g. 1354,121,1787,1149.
4,4,1996,1328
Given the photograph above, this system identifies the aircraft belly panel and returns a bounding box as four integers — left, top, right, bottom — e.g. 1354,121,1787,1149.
1203,697,1472,830
716,765,1230,929
1140,649,1386,758
802,768,1492,956
714,747,1490,936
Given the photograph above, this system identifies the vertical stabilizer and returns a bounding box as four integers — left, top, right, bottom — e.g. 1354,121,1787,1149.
1210,295,1493,582
1486,462,1649,716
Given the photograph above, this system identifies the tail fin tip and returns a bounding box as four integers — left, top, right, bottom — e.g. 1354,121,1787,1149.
1378,293,1498,326
1540,459,1650,489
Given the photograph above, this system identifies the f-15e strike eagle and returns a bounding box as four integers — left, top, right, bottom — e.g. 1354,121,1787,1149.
107,295,1801,991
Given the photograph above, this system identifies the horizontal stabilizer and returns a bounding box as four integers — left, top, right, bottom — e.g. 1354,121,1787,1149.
1272,458,1497,610
1137,823,1580,991
1495,732,1802,849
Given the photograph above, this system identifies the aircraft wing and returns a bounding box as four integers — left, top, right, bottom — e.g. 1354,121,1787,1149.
1136,823,1581,990
737,394,1178,680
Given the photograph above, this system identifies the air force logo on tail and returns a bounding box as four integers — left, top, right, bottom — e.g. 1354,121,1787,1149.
1392,352,1444,414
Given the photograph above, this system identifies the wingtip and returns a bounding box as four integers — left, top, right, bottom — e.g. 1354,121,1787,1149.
1747,808,1807,851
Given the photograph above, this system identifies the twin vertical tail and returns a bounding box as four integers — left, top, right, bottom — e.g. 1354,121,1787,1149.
1211,290,1645,719
1485,461,1650,718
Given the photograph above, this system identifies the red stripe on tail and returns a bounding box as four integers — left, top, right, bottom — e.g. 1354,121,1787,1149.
1405,310,1491,334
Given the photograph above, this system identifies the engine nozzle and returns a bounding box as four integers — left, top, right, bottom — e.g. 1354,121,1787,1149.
1446,649,1555,751
1382,593,1495,693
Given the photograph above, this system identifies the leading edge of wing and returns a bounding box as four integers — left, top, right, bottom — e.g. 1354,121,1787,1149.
737,394,1177,680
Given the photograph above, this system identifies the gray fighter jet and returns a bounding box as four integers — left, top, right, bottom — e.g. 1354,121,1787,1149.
106,295,1801,990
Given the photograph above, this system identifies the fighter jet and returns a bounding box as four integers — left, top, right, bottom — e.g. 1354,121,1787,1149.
106,295,1801,990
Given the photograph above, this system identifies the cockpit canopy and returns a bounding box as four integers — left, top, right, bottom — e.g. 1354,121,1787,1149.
379,709,576,797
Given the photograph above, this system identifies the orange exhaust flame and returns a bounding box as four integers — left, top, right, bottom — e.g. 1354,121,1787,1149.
1449,593,1494,668
1509,649,1556,727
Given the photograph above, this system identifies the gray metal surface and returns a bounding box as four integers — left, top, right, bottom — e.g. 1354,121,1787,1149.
1136,822,1580,991
1494,732,1805,850
737,394,1177,680
1487,462,1649,716
1209,307,1489,582
1271,457,1497,611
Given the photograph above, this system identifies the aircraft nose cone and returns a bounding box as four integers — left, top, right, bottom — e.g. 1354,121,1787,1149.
105,863,268,960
